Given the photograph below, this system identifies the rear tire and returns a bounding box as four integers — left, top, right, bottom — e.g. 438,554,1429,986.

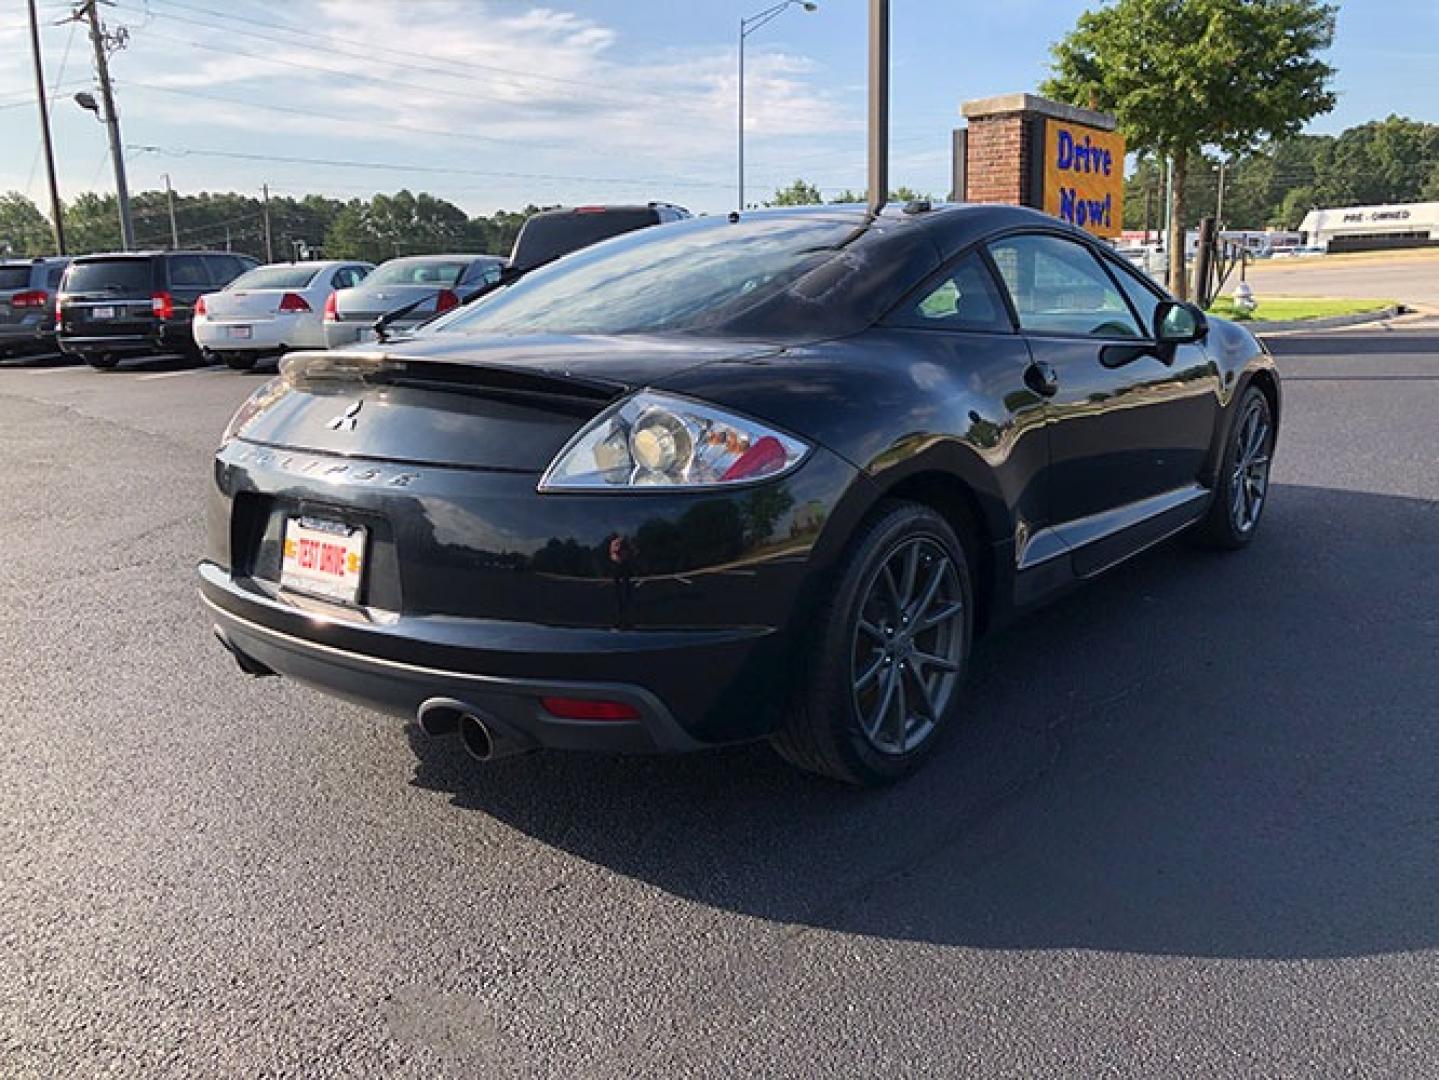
772,500,974,786
1195,386,1275,550
223,352,257,371
86,353,119,371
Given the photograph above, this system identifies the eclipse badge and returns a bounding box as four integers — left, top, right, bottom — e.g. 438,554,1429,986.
327,400,363,431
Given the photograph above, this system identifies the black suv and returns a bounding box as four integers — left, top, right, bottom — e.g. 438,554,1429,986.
57,250,259,369
507,203,690,274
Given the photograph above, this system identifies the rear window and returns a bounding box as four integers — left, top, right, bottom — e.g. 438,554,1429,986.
0,265,32,290
366,260,467,288
227,265,321,291
511,210,657,271
63,259,154,294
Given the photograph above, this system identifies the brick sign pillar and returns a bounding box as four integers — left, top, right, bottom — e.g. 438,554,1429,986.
952,92,1125,240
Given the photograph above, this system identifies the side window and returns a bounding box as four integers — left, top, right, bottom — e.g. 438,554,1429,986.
987,234,1143,339
1104,256,1165,338
167,254,210,288
331,267,361,289
888,250,1012,333
459,261,497,287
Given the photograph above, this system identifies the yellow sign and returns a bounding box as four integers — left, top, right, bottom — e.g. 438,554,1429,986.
1043,121,1125,239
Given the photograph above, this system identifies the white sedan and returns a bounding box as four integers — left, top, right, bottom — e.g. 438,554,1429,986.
193,260,373,370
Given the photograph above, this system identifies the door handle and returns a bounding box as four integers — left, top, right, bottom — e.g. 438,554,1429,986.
1025,360,1060,398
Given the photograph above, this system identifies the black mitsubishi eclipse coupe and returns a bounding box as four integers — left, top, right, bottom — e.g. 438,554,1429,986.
202,203,1279,785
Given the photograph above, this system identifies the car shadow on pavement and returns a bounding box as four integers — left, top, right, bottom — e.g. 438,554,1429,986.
406,484,1439,961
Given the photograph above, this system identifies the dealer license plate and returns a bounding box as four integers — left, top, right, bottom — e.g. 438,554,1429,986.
92,306,115,320
227,325,253,339
280,517,367,604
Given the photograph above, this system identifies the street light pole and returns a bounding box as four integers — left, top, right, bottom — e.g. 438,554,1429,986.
867,0,889,215
738,1,818,211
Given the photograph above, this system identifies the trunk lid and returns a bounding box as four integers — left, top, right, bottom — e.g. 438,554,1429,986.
205,289,303,321
60,256,157,336
232,333,781,471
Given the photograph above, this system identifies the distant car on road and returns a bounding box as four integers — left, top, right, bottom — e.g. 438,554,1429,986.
205,203,1281,787
0,257,69,359
322,255,504,348
57,250,258,369
194,260,373,370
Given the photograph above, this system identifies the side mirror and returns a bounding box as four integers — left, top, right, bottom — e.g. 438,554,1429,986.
1153,300,1207,344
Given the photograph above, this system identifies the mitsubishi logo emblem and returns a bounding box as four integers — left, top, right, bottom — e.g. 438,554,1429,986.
327,400,363,431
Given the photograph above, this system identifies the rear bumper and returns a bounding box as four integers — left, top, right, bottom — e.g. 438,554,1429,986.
0,324,55,353
201,563,746,753
196,317,322,353
58,322,194,356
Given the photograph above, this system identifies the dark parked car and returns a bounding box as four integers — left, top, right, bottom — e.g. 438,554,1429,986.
0,257,69,358
322,255,505,349
58,250,259,369
203,204,1279,786
507,203,690,275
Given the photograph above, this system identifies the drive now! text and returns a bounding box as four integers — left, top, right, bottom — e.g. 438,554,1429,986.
1054,128,1116,230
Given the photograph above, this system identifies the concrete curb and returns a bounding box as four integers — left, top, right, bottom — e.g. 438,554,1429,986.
1248,306,1404,337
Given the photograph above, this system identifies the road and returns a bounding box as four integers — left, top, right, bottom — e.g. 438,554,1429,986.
2,332,1437,1078
1234,248,1439,310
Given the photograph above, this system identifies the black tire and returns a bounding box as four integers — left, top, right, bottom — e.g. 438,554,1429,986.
86,353,119,371
772,500,974,786
223,352,257,371
1195,386,1275,549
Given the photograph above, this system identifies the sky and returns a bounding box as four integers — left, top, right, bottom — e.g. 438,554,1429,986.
1,0,1436,224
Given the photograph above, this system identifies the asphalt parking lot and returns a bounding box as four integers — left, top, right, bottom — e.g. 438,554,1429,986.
2,326,1437,1078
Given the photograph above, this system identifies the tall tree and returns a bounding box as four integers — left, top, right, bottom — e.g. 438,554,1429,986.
0,193,54,256
1045,0,1337,298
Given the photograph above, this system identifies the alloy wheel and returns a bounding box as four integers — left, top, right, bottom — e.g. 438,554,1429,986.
851,536,965,756
1230,398,1273,534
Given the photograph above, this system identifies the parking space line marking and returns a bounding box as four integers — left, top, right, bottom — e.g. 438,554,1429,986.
137,367,222,381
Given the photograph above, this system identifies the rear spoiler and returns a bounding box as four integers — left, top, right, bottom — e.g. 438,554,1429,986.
278,349,627,406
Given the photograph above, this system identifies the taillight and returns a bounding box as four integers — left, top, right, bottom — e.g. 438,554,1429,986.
434,288,459,313
11,289,48,308
323,292,338,322
151,291,174,320
194,295,208,317
278,292,311,313
539,697,641,722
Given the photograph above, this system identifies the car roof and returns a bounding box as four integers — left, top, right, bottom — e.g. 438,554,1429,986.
70,250,255,261
381,254,501,264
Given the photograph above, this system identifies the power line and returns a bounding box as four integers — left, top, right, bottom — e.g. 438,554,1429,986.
125,143,734,190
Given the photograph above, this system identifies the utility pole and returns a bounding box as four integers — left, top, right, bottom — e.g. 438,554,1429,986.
867,0,889,215
1215,157,1228,233
81,0,133,250
1162,156,1175,287
27,0,66,254
1143,167,1155,246
162,172,178,249
261,183,273,262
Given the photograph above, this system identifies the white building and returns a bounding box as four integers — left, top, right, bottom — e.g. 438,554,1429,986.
1299,201,1439,253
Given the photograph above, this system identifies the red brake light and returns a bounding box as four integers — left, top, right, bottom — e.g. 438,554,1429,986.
323,291,339,322
151,291,174,320
434,288,459,313
278,292,311,313
11,289,48,308
194,294,208,316
720,435,788,482
539,697,640,722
